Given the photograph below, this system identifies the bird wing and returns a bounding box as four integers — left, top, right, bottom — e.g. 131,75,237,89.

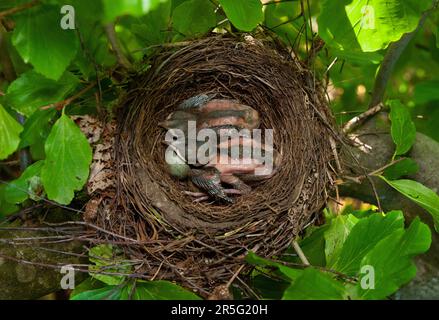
178,94,216,110
190,169,233,203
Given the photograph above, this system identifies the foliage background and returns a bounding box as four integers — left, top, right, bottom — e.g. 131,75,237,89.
0,0,439,300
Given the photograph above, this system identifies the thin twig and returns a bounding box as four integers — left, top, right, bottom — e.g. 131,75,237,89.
263,0,297,5
0,253,146,279
269,259,357,283
341,157,406,184
292,240,310,266
329,136,342,173
40,82,96,111
342,103,385,134
366,175,382,212
105,22,131,70
76,27,103,115
132,41,194,53
0,0,40,19
43,221,139,243
226,264,245,287
368,157,406,176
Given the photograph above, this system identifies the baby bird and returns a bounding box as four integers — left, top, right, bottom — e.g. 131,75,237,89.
162,94,278,204
165,148,235,203
178,94,214,109
165,135,282,203
160,95,260,133
207,136,282,194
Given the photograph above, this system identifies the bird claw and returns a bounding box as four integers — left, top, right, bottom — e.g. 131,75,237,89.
183,189,240,203
222,189,244,195
183,191,210,203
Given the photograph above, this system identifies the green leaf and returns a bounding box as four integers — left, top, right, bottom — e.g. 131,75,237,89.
331,48,383,65
0,185,19,217
41,113,92,205
294,225,328,266
389,100,416,156
6,71,79,117
381,177,439,232
263,1,302,45
71,279,201,300
68,0,104,25
70,277,107,299
282,268,346,300
0,104,23,160
250,274,290,300
4,161,45,204
344,208,377,219
383,158,419,180
20,108,58,149
70,285,123,300
12,5,79,80
131,1,172,47
172,0,216,36
89,244,132,285
71,0,116,77
318,0,430,52
246,251,303,281
219,0,263,32
102,0,162,22
330,211,404,275
121,280,202,300
171,0,188,12
414,81,439,104
353,218,431,299
324,214,359,266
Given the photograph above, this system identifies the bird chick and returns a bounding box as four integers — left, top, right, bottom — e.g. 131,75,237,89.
207,136,282,193
178,94,215,110
160,95,260,132
165,147,190,180
189,167,234,203
161,94,276,204
195,99,260,130
165,145,235,203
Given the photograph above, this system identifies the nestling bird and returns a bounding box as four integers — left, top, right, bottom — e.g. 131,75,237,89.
159,95,260,133
207,136,282,193
165,148,235,203
165,134,282,203
161,94,279,204
178,94,214,110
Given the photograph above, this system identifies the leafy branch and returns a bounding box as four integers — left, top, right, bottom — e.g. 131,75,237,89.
40,82,97,111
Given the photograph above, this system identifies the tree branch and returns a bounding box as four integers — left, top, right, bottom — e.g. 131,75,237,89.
342,103,384,134
40,82,96,111
105,23,132,70
0,0,40,19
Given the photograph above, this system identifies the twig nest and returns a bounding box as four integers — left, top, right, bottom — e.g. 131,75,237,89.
92,35,340,294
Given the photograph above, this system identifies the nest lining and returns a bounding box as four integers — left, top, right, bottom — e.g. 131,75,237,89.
89,34,340,295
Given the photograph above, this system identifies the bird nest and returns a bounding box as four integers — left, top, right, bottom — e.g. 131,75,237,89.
86,34,340,296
